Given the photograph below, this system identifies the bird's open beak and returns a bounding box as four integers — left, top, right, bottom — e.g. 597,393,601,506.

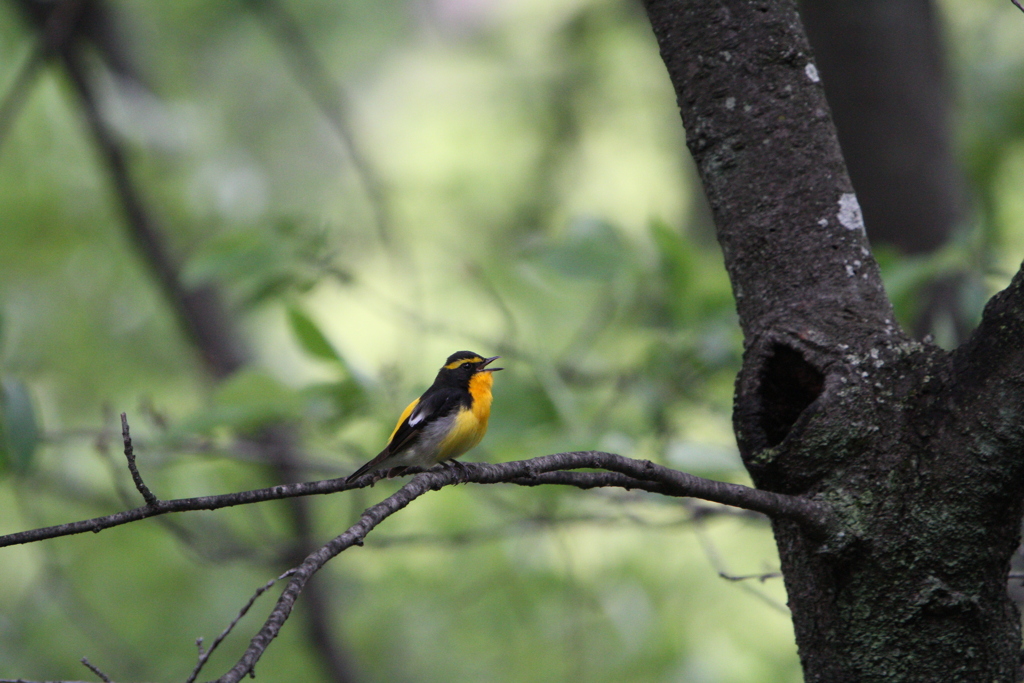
480,356,503,372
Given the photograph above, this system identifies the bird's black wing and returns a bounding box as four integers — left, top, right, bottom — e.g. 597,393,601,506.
387,386,462,455
346,386,462,483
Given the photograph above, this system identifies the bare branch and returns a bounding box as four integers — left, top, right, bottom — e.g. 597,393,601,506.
245,0,393,244
493,454,829,530
211,473,440,682
60,45,245,380
186,570,296,683
79,658,112,683
693,520,788,614
214,458,820,681
0,452,831,551
120,414,157,506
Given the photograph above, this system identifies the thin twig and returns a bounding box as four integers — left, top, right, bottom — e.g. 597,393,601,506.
692,520,788,614
0,452,833,550
1013,0,1024,14
185,570,296,683
79,658,112,683
120,413,157,505
370,511,699,548
212,475,433,682
717,571,782,583
60,46,245,380
246,0,392,245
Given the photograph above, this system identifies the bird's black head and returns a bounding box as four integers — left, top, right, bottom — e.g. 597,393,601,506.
435,350,502,387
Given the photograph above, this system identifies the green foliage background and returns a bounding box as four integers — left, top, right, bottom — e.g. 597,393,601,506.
0,0,1022,681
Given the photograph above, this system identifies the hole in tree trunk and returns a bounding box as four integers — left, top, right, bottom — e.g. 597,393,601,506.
759,345,825,447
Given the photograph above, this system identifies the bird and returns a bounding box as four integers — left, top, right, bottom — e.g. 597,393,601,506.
346,351,502,483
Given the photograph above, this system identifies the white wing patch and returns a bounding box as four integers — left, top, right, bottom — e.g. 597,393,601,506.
408,402,430,427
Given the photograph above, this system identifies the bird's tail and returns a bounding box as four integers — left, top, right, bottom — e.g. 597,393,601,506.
345,461,375,484
346,448,388,484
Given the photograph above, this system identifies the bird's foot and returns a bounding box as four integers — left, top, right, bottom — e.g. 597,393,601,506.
446,459,470,483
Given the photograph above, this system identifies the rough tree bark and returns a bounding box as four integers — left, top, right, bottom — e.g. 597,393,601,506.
642,1,1024,681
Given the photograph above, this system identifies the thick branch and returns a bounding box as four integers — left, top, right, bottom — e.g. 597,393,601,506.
482,453,828,528
950,262,1024,456
60,46,245,379
642,0,895,338
0,451,831,550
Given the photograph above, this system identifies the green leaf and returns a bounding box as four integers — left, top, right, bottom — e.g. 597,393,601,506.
178,370,304,434
649,218,733,324
286,305,343,364
0,378,40,475
535,216,623,280
301,379,369,422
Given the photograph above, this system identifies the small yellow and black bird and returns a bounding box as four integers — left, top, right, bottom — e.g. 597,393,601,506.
346,351,502,482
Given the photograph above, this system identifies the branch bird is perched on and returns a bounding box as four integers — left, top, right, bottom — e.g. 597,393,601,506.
347,351,502,482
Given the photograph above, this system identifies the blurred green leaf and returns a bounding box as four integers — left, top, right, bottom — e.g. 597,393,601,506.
287,305,343,364
534,217,623,280
0,377,40,475
302,379,368,422
178,369,304,434
184,229,279,285
650,218,693,321
183,221,348,310
649,218,733,326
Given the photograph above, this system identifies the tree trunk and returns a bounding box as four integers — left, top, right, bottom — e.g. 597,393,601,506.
641,1,1024,680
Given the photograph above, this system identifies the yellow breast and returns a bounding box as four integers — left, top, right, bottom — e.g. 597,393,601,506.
437,372,493,459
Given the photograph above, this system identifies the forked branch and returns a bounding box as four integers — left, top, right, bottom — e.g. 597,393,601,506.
0,423,833,683
0,450,830,550
212,460,828,682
